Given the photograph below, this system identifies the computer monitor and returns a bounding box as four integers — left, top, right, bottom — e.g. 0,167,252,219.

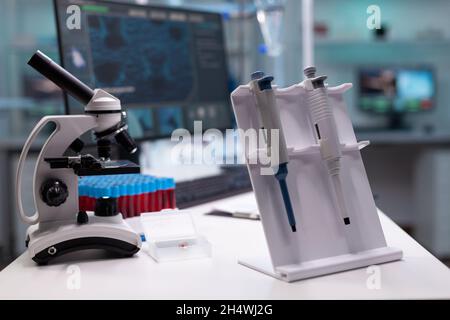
358,66,435,129
54,0,233,140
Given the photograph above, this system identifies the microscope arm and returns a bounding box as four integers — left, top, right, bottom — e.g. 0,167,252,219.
16,116,61,224
16,115,97,225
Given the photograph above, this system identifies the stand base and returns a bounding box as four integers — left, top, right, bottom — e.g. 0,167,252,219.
239,247,403,282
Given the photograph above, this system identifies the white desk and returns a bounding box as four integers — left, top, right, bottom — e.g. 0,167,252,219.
0,192,449,300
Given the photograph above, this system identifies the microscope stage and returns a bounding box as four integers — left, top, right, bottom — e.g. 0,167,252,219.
76,160,140,176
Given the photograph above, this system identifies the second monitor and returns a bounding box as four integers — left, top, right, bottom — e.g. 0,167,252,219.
358,66,435,130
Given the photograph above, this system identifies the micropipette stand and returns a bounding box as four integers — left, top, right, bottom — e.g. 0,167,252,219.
230,68,402,282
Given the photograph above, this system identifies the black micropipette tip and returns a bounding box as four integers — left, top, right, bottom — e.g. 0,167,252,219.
344,217,351,225
275,163,298,233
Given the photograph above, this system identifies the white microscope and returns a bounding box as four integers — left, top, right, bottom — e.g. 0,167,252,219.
16,51,142,265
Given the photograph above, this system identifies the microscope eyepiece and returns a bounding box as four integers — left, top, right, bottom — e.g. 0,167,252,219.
28,50,94,105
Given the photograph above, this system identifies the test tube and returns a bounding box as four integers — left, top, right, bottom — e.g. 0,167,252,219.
148,178,156,212
134,179,142,216
88,184,96,211
155,178,163,212
162,178,174,209
126,181,135,217
141,177,150,214
119,183,128,218
78,183,86,211
111,184,121,218
167,178,176,208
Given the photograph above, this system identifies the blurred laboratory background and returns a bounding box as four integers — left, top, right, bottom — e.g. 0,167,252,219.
1,0,450,268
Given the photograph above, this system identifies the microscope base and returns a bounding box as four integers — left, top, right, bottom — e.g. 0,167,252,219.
25,213,141,265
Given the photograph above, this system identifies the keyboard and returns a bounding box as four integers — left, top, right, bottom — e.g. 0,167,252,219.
176,165,253,208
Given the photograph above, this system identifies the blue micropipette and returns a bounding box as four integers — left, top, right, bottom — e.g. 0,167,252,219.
250,72,297,232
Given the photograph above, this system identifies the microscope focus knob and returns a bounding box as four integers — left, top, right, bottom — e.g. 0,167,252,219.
40,179,68,207
95,197,119,217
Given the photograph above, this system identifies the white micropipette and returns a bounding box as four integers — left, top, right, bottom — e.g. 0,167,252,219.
303,66,350,225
